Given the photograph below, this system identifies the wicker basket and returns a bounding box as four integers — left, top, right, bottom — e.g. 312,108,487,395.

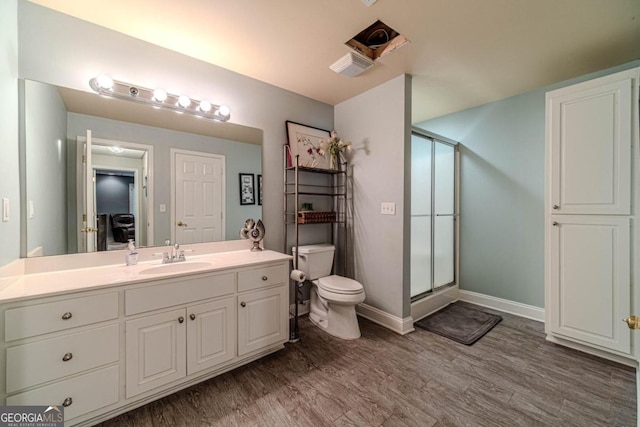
297,211,337,224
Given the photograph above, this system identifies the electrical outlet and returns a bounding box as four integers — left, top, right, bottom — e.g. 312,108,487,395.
159,203,166,213
380,202,396,215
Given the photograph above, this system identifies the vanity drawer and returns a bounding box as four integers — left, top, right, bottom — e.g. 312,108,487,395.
6,365,119,422
6,324,119,393
4,292,118,342
125,272,235,316
237,263,288,293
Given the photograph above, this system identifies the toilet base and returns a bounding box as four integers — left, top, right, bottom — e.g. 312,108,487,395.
310,287,363,340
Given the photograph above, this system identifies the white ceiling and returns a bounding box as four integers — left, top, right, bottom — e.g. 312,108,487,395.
30,0,640,123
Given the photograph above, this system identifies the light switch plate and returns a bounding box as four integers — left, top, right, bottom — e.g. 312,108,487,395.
381,202,396,215
2,198,9,222
159,203,166,213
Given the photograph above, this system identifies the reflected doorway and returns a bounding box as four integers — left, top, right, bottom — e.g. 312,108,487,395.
76,133,154,252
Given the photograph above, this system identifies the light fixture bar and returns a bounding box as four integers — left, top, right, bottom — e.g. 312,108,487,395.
89,75,231,122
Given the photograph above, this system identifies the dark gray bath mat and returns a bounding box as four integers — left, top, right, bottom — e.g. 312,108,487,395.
414,303,502,345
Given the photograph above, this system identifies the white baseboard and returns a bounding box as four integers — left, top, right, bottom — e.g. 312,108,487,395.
289,299,310,317
356,303,414,335
545,334,637,367
458,290,544,322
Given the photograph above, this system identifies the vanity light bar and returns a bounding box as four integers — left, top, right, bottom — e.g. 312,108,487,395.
89,75,231,122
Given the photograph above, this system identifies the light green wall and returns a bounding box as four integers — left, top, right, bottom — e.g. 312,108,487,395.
24,79,67,256
0,0,19,267
335,75,412,319
416,60,640,308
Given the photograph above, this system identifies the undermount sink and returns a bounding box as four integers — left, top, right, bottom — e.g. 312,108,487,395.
139,261,213,275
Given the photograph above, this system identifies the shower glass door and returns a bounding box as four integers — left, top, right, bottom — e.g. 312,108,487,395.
410,131,457,299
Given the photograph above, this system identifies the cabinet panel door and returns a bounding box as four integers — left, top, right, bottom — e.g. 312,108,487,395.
547,76,632,214
187,297,236,375
238,287,288,356
126,308,186,398
549,216,630,354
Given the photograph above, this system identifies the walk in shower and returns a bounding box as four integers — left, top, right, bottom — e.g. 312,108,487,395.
410,129,458,301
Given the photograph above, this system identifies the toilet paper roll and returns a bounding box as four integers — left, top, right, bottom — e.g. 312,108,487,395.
290,269,306,283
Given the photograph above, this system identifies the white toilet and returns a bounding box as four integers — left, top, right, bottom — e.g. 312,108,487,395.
294,243,365,340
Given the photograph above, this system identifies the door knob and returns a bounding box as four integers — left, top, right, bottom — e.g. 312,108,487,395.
177,221,188,227
623,316,640,329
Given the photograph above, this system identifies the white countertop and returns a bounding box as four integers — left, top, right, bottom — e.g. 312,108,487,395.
0,250,292,304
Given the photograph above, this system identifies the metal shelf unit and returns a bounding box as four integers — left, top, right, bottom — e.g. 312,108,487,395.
283,145,348,341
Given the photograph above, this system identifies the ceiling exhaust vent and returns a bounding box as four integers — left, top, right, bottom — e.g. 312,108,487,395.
330,52,374,77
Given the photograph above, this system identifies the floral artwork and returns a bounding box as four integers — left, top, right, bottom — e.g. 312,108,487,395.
286,121,331,169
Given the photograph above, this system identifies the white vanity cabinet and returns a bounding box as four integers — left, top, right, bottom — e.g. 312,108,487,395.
2,292,121,421
0,252,291,426
237,264,289,356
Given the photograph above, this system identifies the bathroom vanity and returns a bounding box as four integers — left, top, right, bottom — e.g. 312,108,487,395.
0,244,291,426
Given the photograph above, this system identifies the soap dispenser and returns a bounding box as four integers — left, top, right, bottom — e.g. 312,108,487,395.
126,239,139,266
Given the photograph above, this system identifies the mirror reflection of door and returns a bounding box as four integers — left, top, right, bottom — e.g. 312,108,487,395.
172,149,225,244
78,130,96,252
76,133,154,252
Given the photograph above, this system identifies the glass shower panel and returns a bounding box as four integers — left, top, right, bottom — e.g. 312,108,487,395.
410,135,432,297
433,142,455,288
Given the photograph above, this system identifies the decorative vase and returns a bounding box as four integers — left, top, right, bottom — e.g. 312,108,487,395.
329,153,337,170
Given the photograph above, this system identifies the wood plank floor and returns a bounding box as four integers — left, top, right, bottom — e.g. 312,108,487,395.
98,302,636,426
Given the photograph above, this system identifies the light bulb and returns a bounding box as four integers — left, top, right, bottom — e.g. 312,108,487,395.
177,95,191,108
152,89,167,102
199,100,212,113
96,74,114,90
218,105,230,116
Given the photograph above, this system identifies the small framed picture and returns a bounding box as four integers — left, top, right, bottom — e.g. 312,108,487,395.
257,174,263,205
239,173,255,205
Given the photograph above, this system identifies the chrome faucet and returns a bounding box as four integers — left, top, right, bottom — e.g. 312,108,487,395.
154,241,187,264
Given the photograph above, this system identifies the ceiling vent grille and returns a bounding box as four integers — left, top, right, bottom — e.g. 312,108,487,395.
329,52,374,77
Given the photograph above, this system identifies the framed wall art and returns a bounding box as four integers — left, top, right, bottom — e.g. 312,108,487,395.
239,173,255,205
286,121,331,169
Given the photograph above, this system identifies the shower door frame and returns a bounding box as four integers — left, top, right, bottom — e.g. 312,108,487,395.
410,128,460,302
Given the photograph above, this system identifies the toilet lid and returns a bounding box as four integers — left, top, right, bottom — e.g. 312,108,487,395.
317,275,363,295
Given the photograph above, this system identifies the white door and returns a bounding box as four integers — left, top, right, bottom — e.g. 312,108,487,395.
548,215,631,354
186,297,236,375
237,287,288,356
547,71,632,215
79,130,97,252
173,150,225,244
125,309,187,398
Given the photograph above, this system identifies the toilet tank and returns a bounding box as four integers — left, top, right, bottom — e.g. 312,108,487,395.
293,244,335,280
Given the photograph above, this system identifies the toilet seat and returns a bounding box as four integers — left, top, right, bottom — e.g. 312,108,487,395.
317,275,363,295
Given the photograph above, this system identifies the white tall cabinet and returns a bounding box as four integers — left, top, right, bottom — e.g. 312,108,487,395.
545,67,639,363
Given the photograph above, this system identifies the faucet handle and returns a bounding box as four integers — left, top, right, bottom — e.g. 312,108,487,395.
174,243,180,250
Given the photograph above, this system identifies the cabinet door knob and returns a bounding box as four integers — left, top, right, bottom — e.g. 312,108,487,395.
240,302,246,307
262,276,268,281
62,352,73,362
61,312,72,320
178,316,184,324
190,314,196,321
552,204,559,210
552,221,559,226
63,397,73,407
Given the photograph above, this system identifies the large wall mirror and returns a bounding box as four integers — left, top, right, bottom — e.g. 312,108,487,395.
20,79,263,257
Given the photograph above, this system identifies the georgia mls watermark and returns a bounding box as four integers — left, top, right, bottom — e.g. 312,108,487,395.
0,406,64,427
